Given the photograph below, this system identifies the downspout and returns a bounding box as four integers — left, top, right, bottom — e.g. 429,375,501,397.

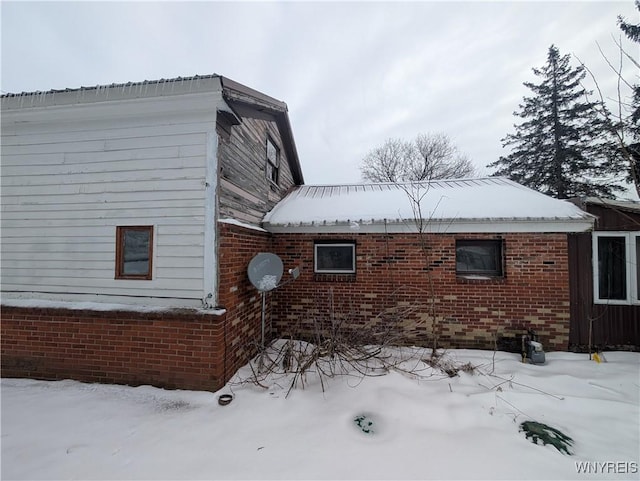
202,131,218,308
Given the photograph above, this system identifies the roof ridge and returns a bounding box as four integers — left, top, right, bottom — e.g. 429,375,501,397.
297,176,509,188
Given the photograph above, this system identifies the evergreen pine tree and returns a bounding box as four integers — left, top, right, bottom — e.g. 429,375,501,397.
488,45,624,199
618,1,640,43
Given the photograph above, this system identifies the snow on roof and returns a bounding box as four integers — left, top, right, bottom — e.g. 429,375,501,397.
263,177,595,233
218,218,268,233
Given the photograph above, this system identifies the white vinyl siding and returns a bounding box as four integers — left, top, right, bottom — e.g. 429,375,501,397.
1,93,222,307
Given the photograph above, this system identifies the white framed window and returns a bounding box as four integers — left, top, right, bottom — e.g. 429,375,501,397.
314,242,356,274
593,231,640,305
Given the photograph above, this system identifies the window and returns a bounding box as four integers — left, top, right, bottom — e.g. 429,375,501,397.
115,226,153,280
456,239,503,277
314,242,356,274
593,232,640,304
266,137,280,185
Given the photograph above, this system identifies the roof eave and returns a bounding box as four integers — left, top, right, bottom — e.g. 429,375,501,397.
263,217,595,234
219,77,304,185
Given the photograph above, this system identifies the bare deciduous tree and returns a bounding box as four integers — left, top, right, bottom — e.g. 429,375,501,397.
361,133,476,182
577,1,640,197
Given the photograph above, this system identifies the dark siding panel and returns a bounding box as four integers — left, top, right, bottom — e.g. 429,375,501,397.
590,204,640,230
569,205,640,349
589,304,640,347
569,233,593,345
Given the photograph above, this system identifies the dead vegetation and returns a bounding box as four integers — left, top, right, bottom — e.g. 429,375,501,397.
231,334,477,398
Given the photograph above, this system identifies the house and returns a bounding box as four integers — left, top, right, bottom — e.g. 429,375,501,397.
264,178,594,351
1,75,303,390
0,74,606,393
568,197,640,350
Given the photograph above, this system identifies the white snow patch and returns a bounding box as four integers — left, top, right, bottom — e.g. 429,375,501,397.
2,348,638,480
257,274,278,291
218,218,267,233
1,298,226,315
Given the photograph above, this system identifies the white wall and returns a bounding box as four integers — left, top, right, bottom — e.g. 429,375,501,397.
1,80,226,308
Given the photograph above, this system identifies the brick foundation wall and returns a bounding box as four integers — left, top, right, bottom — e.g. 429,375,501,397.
0,306,226,391
272,232,571,351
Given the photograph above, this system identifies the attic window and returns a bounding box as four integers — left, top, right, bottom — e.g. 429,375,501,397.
115,226,153,280
266,136,280,185
456,239,503,278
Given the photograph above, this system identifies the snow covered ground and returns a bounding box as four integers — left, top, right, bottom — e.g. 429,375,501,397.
2,347,638,480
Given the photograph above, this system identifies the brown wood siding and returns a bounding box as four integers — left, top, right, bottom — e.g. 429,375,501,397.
590,204,640,230
568,202,640,350
217,116,296,225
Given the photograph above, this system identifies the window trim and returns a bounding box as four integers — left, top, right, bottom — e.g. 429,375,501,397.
455,239,504,278
592,231,640,305
314,242,356,274
266,136,280,186
115,226,154,280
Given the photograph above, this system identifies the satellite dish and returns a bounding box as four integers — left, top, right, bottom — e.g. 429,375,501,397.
248,253,284,292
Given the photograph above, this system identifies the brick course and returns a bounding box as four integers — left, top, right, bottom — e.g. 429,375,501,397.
0,307,226,391
217,222,273,378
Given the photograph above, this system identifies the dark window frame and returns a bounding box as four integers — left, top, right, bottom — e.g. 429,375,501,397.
455,239,504,278
115,226,154,280
266,136,280,186
314,241,356,274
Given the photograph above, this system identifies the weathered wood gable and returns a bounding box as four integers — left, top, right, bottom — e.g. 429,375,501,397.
217,114,297,225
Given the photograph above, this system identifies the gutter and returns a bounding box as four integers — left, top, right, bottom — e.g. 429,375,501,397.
263,216,595,234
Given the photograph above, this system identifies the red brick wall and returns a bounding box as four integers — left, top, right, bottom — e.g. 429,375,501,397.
271,232,571,350
0,307,227,391
217,222,274,377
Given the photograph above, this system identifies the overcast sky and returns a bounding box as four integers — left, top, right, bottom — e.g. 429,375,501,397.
2,1,638,184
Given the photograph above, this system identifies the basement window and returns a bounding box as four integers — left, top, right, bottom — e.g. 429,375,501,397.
314,242,356,274
456,239,503,278
593,232,640,304
115,226,153,280
266,136,280,185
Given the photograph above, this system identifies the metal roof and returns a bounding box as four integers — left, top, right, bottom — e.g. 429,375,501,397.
263,177,595,234
580,196,640,213
0,74,223,98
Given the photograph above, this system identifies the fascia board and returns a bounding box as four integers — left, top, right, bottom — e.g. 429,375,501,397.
263,218,595,234
2,90,225,123
1,76,224,109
